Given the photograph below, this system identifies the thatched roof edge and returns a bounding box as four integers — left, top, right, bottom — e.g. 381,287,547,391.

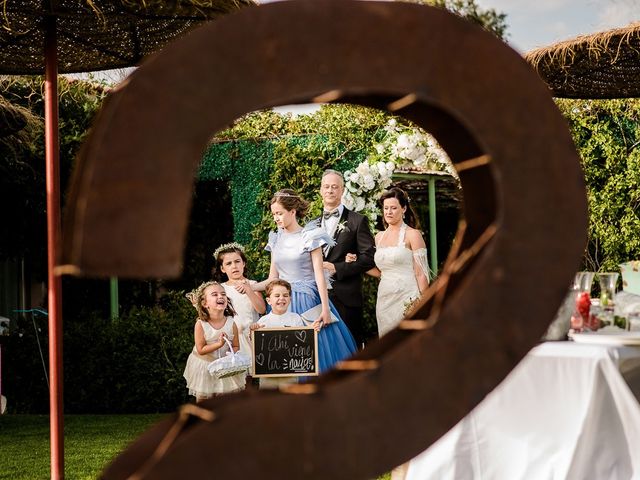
523,22,640,99
0,0,257,74
525,22,640,70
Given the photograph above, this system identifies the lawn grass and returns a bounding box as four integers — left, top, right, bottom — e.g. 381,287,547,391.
0,414,165,480
0,414,393,479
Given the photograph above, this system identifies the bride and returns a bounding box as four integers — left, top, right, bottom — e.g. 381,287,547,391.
349,187,430,336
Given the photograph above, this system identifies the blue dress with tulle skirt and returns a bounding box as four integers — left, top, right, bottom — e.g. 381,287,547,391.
266,224,357,372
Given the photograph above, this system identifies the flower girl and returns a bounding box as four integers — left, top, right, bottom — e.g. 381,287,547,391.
213,243,266,370
183,281,245,401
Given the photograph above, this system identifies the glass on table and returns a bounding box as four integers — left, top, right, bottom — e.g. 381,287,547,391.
571,292,594,333
598,272,619,309
573,271,595,293
569,272,595,333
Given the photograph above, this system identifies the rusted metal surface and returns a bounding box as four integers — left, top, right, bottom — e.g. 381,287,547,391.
62,1,587,478
44,18,64,480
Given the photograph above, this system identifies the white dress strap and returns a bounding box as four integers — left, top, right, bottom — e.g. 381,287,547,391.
199,320,215,342
398,222,407,247
223,316,235,338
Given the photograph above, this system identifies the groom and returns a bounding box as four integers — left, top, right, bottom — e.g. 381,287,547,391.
315,169,376,347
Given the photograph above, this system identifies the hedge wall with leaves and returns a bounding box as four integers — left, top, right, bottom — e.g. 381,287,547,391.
200,105,392,258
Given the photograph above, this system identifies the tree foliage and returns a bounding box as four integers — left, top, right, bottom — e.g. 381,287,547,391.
412,0,508,39
557,98,640,271
0,77,108,269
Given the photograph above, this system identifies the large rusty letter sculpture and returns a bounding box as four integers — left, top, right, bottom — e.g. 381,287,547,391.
62,1,587,478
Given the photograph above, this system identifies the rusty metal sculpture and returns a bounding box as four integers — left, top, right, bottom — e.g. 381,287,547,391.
61,1,588,478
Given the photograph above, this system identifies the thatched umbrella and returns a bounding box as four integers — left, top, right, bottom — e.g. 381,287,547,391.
525,22,640,99
0,0,254,74
0,1,254,477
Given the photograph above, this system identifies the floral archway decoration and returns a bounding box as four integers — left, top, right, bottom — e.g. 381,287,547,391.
342,118,456,225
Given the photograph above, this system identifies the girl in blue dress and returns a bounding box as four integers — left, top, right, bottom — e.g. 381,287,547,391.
255,189,357,372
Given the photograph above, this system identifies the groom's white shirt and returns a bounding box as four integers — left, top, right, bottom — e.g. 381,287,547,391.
321,203,345,239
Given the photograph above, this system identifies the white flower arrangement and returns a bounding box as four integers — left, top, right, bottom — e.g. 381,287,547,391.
342,119,454,226
380,118,454,174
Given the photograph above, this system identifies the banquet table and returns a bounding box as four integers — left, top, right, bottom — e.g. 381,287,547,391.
406,341,640,480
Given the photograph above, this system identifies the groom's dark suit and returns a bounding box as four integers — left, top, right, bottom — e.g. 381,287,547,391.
313,207,376,347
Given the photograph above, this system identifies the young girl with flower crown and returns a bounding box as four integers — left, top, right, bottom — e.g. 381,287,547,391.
183,281,245,401
213,243,266,370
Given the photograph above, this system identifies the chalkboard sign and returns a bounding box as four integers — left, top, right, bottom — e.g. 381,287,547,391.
252,326,318,378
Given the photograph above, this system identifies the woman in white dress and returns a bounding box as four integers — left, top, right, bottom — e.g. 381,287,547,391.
350,188,430,337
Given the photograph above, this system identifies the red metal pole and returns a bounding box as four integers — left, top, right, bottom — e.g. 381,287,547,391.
44,15,64,480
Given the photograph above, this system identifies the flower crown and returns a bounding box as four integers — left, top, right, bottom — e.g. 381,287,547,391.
212,242,245,260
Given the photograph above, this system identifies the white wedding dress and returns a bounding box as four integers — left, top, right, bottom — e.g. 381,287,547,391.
375,223,429,337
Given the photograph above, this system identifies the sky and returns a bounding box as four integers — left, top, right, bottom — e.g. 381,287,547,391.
476,0,640,53
258,0,640,53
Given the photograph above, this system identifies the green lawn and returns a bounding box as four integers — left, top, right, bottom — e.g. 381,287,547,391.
0,414,165,480
0,414,392,479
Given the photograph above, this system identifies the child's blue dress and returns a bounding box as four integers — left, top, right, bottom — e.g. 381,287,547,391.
266,224,357,372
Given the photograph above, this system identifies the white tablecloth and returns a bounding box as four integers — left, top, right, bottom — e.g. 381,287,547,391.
406,342,640,480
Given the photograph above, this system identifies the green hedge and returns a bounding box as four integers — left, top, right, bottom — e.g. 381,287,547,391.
4,291,194,414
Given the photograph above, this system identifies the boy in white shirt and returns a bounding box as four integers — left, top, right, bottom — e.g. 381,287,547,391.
250,279,304,389
252,279,304,329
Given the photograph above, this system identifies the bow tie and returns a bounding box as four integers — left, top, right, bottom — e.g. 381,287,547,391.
323,209,340,220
